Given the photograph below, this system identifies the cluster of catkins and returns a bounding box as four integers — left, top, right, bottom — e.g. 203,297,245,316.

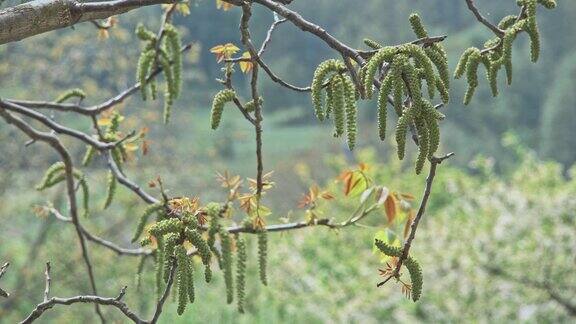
135,23,183,123
210,89,263,130
132,202,269,315
311,14,448,174
455,0,556,104
374,239,423,302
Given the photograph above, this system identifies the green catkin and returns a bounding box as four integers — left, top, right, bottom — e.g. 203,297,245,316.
498,15,518,30
363,38,383,49
311,59,345,121
427,47,450,92
220,230,234,304
132,203,163,243
258,231,268,286
435,76,449,104
363,46,396,99
103,171,116,209
244,97,263,113
211,89,236,130
324,80,335,119
184,228,212,282
537,0,556,9
342,75,357,150
82,145,96,167
206,206,223,269
137,50,155,101
395,107,414,160
402,61,423,109
408,13,450,89
157,51,175,124
454,48,476,79
163,24,182,98
36,162,65,190
392,78,404,117
527,21,541,63
374,239,423,302
111,147,123,171
331,75,346,138
135,255,146,291
422,103,440,158
150,79,158,100
149,218,184,237
414,118,429,174
77,177,90,218
464,49,481,105
155,237,165,298
377,73,394,141
55,88,86,103
135,24,156,42
185,256,195,303
175,245,188,315
163,233,179,283
402,44,436,98
236,236,247,313
409,14,427,39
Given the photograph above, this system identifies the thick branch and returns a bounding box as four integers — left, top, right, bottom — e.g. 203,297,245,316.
0,0,172,45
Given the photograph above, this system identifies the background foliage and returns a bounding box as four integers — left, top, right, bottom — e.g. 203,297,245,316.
0,0,575,322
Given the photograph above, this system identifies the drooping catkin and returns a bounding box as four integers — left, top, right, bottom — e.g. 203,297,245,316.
55,88,86,103
257,231,268,286
163,233,179,283
463,48,481,105
157,50,175,124
342,75,357,150
331,75,346,138
163,24,182,98
395,107,414,160
103,171,116,209
374,239,423,302
155,237,165,298
175,245,189,315
236,236,247,313
414,117,429,174
311,59,345,121
185,228,212,282
220,229,234,304
454,48,476,79
137,50,155,101
377,73,394,141
36,162,65,190
82,145,96,166
132,203,163,243
211,89,236,130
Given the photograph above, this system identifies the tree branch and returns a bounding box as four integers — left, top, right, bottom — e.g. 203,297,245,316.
0,0,173,45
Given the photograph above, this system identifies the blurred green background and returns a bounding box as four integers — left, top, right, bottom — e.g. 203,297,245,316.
0,0,575,322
